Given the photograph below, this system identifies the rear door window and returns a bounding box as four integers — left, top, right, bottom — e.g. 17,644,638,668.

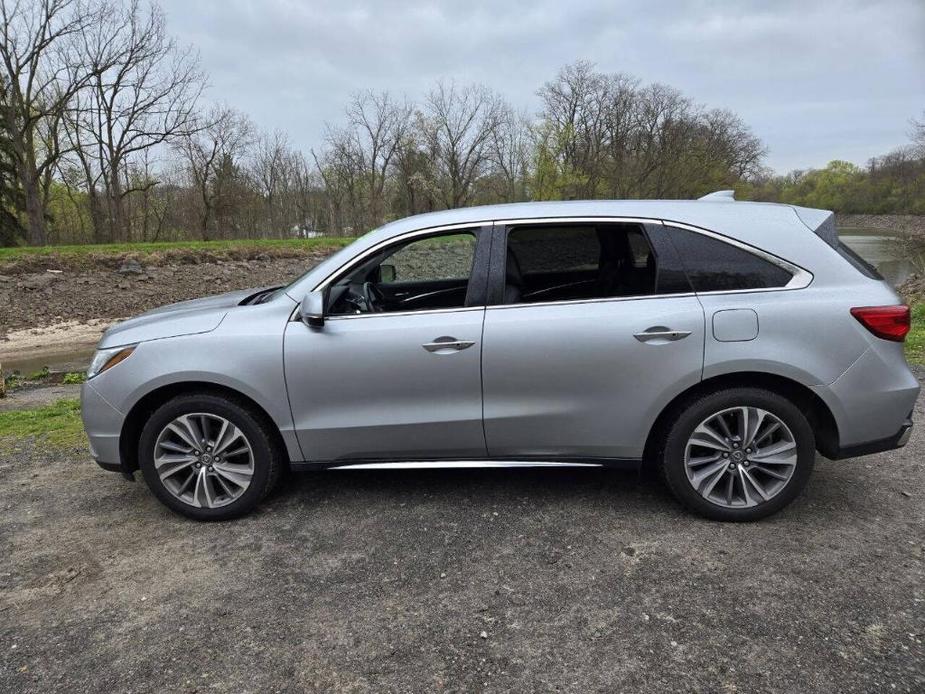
500,223,687,304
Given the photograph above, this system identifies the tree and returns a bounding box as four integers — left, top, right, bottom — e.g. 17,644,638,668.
174,105,253,240
0,101,24,245
65,0,202,242
344,90,409,226
912,112,925,159
488,104,532,202
420,82,505,208
535,60,615,198
0,0,107,244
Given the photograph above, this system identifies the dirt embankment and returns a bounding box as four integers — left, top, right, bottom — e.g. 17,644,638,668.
836,214,925,234
0,250,339,341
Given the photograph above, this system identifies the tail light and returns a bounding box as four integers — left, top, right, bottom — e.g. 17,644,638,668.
850,305,911,342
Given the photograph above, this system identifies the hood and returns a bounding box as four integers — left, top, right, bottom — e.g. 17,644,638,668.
98,286,269,349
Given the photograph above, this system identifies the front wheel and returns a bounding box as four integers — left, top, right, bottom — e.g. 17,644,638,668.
138,393,283,521
659,387,816,521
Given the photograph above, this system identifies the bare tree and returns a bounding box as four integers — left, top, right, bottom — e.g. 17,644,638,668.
534,62,766,201
421,82,505,208
489,104,532,202
174,105,253,240
66,0,203,242
345,90,409,225
0,0,106,244
912,112,925,159
312,131,364,234
251,129,306,236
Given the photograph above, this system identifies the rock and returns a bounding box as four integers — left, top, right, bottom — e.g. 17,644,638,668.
117,259,144,275
479,631,488,639
255,253,271,261
19,274,58,290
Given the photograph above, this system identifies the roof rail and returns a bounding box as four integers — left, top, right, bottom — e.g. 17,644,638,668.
698,190,736,202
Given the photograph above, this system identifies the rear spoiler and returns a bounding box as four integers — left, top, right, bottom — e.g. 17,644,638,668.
791,206,838,249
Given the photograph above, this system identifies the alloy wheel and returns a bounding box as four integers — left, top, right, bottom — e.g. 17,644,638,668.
684,406,798,508
153,413,255,509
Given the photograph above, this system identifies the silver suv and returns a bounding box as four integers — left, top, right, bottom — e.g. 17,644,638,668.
81,194,919,521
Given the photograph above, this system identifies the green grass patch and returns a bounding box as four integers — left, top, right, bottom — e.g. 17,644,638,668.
0,398,85,448
905,302,925,365
27,366,50,382
62,372,87,385
0,237,354,262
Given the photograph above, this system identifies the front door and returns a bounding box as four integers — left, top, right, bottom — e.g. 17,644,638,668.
481,220,705,460
284,227,489,462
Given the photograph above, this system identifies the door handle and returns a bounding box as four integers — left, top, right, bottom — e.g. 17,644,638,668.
422,336,476,353
633,328,692,342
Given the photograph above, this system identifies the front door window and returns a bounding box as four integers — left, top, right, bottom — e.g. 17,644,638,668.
328,231,477,315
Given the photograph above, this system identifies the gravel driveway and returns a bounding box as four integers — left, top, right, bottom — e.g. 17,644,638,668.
1,389,923,692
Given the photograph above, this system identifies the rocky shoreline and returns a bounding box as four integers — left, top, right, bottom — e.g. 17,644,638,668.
836,213,925,234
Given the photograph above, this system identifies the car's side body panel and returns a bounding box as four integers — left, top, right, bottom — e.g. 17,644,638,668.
283,307,487,461
481,294,705,459
86,299,305,464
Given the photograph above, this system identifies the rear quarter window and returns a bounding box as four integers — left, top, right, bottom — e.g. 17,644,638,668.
667,227,793,292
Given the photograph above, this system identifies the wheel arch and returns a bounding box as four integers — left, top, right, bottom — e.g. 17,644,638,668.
119,381,292,473
643,371,840,464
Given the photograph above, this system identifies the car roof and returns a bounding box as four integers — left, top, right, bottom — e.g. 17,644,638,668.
367,198,829,246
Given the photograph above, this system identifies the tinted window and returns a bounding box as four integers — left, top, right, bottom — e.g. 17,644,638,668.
501,223,688,305
668,227,793,291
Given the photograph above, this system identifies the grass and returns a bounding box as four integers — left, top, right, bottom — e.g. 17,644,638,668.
0,236,354,262
0,398,85,448
905,302,925,364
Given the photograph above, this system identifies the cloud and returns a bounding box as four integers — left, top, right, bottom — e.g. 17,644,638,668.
160,0,925,172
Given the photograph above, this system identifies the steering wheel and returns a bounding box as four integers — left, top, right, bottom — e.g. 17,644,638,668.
362,281,386,313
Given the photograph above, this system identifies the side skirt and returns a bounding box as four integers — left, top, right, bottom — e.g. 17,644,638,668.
290,457,641,472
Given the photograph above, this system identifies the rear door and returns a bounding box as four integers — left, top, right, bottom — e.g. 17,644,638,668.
480,220,705,461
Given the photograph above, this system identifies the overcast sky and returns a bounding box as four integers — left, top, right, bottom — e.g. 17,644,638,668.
159,0,924,173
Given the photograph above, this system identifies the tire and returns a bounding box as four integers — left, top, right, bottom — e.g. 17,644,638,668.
138,393,283,521
658,387,815,522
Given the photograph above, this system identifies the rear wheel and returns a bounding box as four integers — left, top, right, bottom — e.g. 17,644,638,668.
138,393,283,521
659,387,815,521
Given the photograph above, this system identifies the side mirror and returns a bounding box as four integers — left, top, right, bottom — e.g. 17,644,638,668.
379,263,396,283
300,290,326,328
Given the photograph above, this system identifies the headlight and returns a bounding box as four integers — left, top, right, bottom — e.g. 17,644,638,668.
87,345,136,379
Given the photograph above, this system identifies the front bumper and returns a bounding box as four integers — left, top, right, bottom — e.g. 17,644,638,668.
81,382,125,472
828,418,913,460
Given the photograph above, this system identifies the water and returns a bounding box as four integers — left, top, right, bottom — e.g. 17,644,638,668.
4,351,93,377
838,227,913,286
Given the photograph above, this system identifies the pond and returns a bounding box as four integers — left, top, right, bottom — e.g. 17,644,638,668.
838,227,913,286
